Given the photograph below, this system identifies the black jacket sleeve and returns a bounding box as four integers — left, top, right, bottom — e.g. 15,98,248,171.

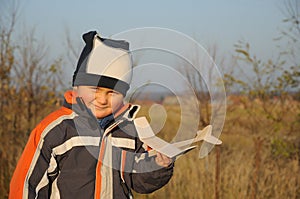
118,120,174,194
130,138,174,194
131,159,174,194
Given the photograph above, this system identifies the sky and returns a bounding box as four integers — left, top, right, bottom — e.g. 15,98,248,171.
2,0,289,88
17,0,285,58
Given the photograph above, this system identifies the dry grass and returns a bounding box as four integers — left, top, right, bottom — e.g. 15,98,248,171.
134,100,300,199
1,99,299,199
134,134,299,199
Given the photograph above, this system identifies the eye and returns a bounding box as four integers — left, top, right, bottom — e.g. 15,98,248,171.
109,90,120,95
89,86,98,91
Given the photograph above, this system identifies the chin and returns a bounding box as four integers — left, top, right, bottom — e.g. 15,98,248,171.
95,112,112,119
95,115,107,119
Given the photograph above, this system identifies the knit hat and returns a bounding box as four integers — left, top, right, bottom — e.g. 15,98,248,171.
72,31,132,96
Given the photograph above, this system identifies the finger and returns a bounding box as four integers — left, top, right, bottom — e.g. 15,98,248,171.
159,153,171,162
155,152,172,167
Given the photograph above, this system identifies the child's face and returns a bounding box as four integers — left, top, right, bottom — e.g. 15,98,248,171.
75,86,124,119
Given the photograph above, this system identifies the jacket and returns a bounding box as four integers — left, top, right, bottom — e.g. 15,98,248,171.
9,91,173,199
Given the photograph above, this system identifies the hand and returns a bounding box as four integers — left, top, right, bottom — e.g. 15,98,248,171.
155,152,172,167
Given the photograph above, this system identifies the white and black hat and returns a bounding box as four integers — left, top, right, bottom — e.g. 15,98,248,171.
72,31,132,96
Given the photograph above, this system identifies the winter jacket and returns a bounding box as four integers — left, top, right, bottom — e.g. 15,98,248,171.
9,91,173,199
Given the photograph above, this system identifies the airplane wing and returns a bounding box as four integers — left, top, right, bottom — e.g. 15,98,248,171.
147,145,196,158
134,117,222,158
134,117,195,158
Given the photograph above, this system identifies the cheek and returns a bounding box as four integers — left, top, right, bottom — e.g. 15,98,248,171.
79,92,96,104
111,96,123,109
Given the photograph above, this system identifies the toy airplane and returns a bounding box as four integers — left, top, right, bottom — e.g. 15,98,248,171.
134,117,222,159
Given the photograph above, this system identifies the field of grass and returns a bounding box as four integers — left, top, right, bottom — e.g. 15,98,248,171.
0,97,299,198
133,134,299,199
133,100,300,199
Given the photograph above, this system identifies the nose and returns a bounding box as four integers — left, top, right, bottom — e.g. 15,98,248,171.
95,92,108,105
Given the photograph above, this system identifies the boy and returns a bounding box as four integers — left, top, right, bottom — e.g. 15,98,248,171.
9,31,173,199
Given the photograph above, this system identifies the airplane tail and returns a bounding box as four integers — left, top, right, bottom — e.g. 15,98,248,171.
196,125,222,145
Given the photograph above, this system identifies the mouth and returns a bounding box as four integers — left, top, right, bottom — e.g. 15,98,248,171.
91,104,109,110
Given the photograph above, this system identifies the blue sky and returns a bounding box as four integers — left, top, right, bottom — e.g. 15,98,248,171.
19,0,284,57
6,0,288,86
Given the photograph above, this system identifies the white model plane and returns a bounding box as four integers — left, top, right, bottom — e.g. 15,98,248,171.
134,117,222,158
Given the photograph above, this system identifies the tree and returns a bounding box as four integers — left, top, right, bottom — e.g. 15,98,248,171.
0,1,19,196
222,2,300,197
179,44,225,128
0,1,65,197
223,0,299,157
